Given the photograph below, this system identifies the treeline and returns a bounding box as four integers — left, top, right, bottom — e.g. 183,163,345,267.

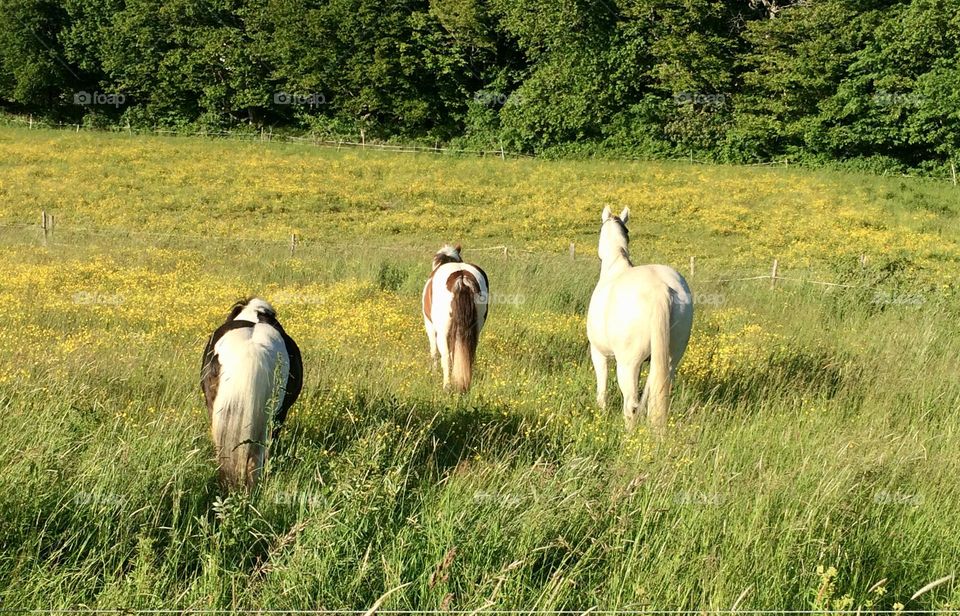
1,0,959,171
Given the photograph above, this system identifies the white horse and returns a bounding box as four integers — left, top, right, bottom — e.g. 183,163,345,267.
422,245,489,392
586,207,693,430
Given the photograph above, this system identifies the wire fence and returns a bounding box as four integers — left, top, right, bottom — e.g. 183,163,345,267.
5,215,891,294
6,113,960,183
4,114,529,159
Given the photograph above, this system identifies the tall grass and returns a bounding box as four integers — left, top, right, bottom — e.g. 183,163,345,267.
0,128,958,610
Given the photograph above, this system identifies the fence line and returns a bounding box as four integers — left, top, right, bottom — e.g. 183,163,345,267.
4,114,528,159
3,222,525,254
5,215,891,292
696,275,771,284
7,113,960,183
775,276,865,289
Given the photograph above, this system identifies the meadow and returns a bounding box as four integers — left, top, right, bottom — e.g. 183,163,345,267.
1,126,959,611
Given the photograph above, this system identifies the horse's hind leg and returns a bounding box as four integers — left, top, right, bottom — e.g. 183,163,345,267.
638,377,651,420
590,345,608,409
424,318,439,371
616,358,641,431
437,331,452,389
634,356,653,420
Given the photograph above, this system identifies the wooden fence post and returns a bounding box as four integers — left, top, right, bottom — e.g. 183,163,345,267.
502,246,508,258
569,243,575,260
770,258,779,289
41,210,48,245
689,256,696,278
951,160,957,186
290,233,297,256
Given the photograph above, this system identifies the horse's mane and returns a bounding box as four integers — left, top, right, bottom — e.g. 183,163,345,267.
432,244,463,270
610,216,629,242
601,216,632,265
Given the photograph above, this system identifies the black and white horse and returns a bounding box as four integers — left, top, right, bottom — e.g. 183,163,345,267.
201,298,302,491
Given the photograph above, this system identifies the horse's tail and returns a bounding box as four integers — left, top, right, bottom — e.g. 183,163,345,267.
448,272,479,393
211,334,276,492
647,286,673,429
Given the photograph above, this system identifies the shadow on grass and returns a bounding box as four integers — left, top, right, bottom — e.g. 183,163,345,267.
233,391,566,604
279,388,559,480
684,346,858,409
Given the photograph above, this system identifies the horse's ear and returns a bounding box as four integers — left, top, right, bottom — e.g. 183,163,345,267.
227,298,247,321
619,207,630,225
454,243,462,254
601,206,611,222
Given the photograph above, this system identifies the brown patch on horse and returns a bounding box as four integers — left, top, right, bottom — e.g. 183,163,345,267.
202,358,219,413
432,254,460,270
473,264,490,321
422,270,436,322
446,270,479,292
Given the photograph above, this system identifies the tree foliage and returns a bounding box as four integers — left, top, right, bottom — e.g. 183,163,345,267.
1,0,958,170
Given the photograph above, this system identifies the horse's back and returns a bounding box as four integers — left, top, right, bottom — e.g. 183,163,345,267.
433,262,488,293
214,321,289,381
601,265,688,312
589,264,693,358
624,264,689,298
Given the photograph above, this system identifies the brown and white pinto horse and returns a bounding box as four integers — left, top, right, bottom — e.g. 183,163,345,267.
422,245,489,392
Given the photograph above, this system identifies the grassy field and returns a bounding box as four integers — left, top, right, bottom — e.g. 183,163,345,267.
1,126,960,611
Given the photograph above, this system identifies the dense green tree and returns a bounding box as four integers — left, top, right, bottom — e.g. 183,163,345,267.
265,0,477,139
0,0,73,111
731,0,871,162
2,0,960,170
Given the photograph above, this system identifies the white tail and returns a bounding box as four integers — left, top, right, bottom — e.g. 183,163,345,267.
211,336,278,491
646,288,673,428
